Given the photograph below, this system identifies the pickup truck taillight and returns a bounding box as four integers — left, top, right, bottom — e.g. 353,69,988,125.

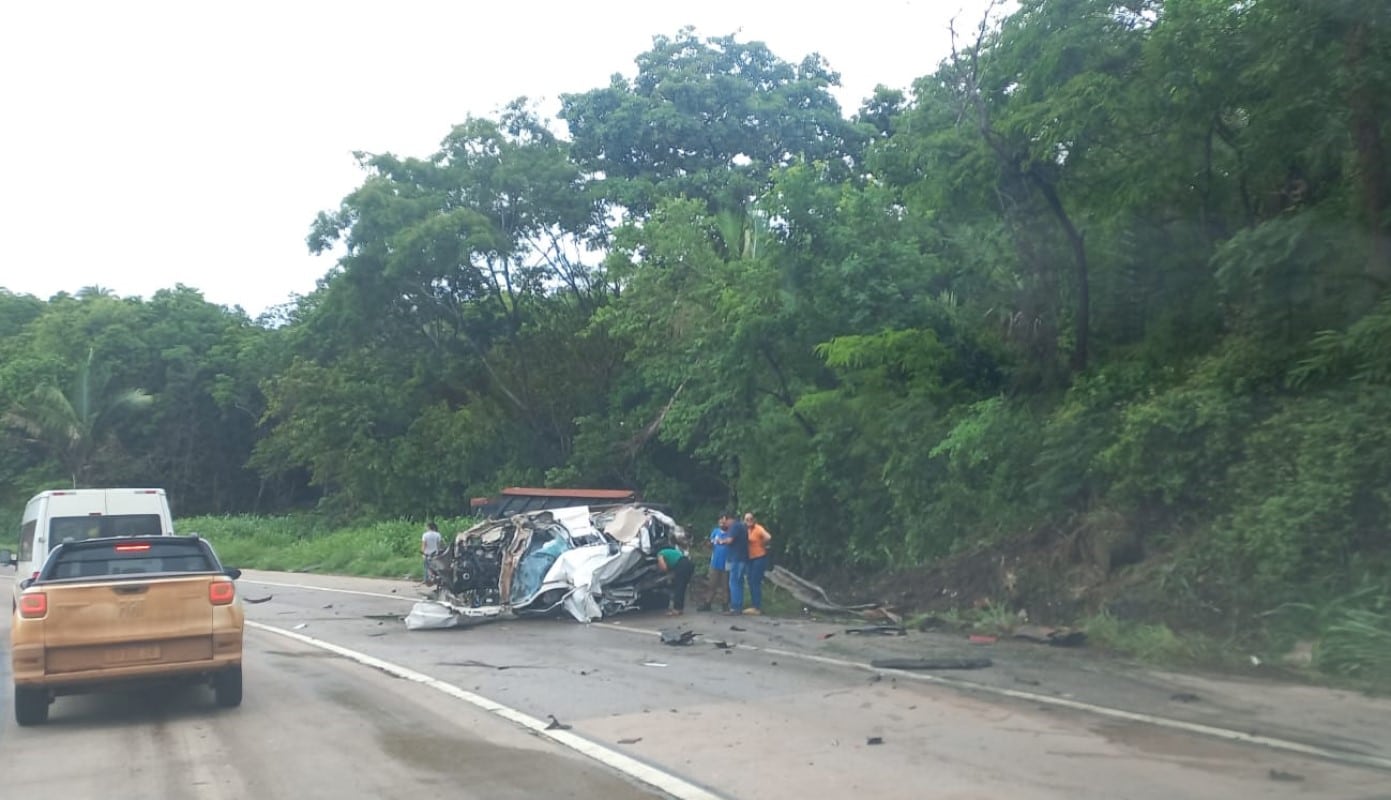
19,592,47,618
209,581,236,605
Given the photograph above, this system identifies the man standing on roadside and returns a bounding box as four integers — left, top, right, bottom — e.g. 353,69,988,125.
716,511,750,615
697,515,730,612
421,521,443,583
743,512,772,615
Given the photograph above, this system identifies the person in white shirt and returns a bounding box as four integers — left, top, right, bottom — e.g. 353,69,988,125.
421,521,444,583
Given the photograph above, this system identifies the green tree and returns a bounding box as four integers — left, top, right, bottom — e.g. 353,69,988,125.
560,28,862,218
4,347,153,488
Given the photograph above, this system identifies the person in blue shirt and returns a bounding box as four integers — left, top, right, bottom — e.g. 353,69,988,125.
696,517,730,612
716,511,750,614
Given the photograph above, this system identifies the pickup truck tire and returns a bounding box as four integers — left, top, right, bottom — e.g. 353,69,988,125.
14,686,49,726
213,666,243,708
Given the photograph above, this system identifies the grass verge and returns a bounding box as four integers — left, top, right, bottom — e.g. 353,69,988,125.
183,514,478,580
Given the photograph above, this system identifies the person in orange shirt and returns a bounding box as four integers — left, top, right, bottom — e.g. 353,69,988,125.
743,512,772,615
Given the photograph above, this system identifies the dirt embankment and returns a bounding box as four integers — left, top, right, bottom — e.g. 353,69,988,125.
811,514,1171,627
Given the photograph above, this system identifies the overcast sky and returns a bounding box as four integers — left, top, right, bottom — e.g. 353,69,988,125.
1,0,997,318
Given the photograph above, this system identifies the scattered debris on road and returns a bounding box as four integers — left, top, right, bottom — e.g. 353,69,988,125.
437,659,535,670
866,736,884,745
818,632,836,640
711,640,733,650
846,626,907,636
870,657,993,670
404,602,462,630
618,737,643,744
730,625,747,632
545,715,572,731
660,629,699,646
641,661,668,668
1013,624,1087,647
292,623,308,630
243,595,273,604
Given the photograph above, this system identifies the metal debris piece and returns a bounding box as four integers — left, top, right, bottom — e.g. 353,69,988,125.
545,715,572,731
404,601,461,630
292,623,308,630
618,737,643,744
845,626,907,636
642,661,668,667
730,625,747,632
866,736,884,745
660,629,698,646
243,595,273,604
1013,625,1088,647
870,657,993,670
766,566,896,620
711,640,733,650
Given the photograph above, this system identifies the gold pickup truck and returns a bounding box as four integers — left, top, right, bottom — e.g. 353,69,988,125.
10,535,244,725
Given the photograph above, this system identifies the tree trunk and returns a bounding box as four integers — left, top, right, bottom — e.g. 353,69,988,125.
1030,173,1090,372
1347,21,1391,287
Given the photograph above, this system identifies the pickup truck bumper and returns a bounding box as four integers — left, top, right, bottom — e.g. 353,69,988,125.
12,631,242,691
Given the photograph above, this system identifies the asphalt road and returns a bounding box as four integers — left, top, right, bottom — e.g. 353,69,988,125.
0,572,662,800
4,567,1390,800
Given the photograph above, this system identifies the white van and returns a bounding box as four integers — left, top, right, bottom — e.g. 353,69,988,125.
3,489,176,603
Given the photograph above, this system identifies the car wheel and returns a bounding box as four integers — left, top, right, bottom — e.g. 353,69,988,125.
213,666,243,708
14,686,49,726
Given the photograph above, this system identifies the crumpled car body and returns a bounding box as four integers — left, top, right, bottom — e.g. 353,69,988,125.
407,504,685,629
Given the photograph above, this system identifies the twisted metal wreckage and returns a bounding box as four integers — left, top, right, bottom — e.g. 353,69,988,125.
405,505,687,630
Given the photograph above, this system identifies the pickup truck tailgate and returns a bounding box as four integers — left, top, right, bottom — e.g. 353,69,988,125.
42,576,214,673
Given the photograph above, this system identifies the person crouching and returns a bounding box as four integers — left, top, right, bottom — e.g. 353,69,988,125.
656,544,695,616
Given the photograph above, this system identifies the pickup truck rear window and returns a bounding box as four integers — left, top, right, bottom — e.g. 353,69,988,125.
41,539,216,580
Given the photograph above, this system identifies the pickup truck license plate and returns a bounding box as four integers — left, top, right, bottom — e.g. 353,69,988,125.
104,645,161,664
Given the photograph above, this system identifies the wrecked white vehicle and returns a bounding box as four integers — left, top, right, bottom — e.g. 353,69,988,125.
405,504,686,630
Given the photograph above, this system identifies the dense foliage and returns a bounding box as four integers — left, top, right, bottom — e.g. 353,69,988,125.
3,3,1389,666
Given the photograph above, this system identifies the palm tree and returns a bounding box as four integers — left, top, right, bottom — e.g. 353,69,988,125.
4,348,153,488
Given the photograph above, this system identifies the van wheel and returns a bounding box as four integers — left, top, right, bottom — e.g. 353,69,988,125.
15,686,50,726
213,666,242,708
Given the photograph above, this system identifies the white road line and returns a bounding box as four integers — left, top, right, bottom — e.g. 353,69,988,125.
593,622,1391,774
246,620,725,800
241,575,1391,775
